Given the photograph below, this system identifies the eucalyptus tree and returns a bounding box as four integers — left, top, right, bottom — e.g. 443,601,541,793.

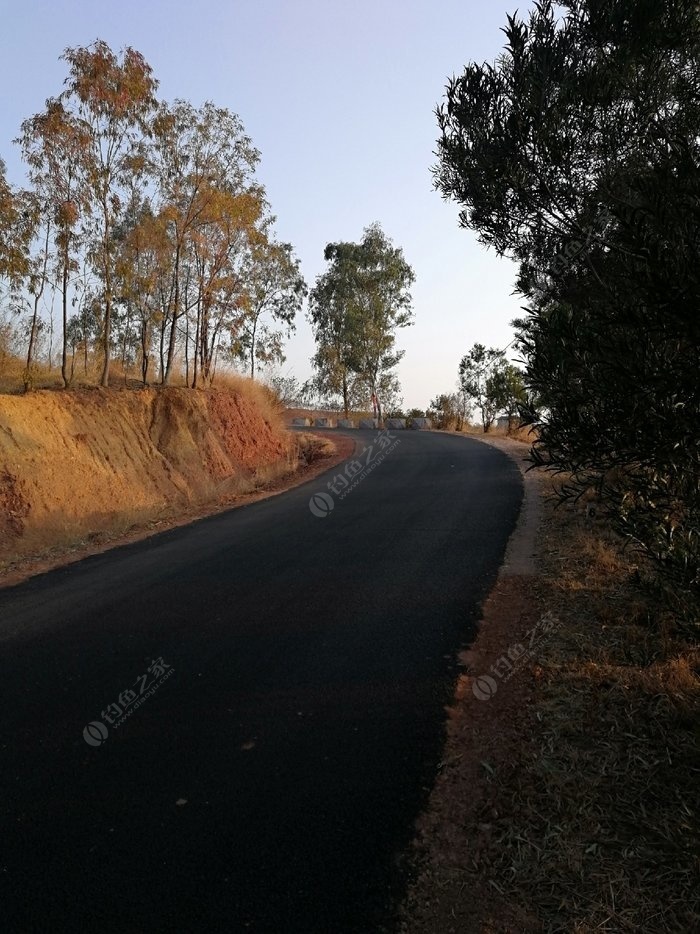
236,234,306,378
19,99,91,386
113,194,170,383
150,100,262,384
309,223,414,419
458,343,506,432
20,195,51,390
190,184,263,386
0,157,32,291
343,224,414,421
308,243,360,417
59,40,158,387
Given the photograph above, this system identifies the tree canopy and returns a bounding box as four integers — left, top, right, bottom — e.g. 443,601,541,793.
435,0,700,606
308,223,414,418
3,40,305,390
458,343,526,432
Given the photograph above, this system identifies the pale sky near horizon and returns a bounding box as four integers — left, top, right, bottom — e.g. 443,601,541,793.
0,0,530,409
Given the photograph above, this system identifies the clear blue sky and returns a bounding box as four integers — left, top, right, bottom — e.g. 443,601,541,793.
0,0,529,408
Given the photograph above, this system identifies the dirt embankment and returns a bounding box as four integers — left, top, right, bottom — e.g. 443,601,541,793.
0,387,327,577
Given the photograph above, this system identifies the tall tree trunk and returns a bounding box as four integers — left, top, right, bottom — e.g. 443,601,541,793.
192,293,201,389
201,312,211,385
164,243,181,385
61,239,69,387
100,292,112,387
141,319,149,385
184,302,190,386
211,338,220,385
47,310,54,370
249,315,258,379
159,294,167,382
99,199,112,388
199,290,211,386
24,220,51,393
24,295,41,394
207,320,223,385
121,307,133,385
342,372,349,418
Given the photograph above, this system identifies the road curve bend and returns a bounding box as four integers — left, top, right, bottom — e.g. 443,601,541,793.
0,429,522,933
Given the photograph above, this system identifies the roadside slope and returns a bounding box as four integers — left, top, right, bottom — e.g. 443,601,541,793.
0,387,294,569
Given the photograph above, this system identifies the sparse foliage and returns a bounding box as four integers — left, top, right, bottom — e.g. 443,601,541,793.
235,236,306,379
2,42,303,392
19,98,90,386
428,390,471,431
487,361,526,427
458,343,506,432
0,158,32,289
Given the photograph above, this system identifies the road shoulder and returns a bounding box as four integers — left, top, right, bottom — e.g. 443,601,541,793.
401,431,700,932
400,433,544,933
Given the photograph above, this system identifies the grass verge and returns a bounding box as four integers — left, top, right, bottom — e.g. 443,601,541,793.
402,480,700,933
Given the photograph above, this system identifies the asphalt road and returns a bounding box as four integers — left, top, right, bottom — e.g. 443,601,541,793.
0,429,522,933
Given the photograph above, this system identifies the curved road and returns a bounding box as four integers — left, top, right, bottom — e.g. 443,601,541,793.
0,429,522,933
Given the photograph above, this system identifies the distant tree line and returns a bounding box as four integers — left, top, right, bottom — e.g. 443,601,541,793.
425,343,529,433
0,40,306,390
434,0,700,612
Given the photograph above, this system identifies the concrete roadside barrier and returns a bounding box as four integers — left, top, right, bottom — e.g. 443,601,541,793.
409,417,432,430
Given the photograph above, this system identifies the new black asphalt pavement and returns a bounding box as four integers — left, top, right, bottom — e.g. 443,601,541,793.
0,429,523,933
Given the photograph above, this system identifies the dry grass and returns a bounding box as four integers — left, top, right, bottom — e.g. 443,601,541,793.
210,369,284,428
401,469,699,934
242,433,335,490
294,431,336,463
477,494,700,932
0,345,132,392
0,350,283,409
0,352,62,393
459,422,539,444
